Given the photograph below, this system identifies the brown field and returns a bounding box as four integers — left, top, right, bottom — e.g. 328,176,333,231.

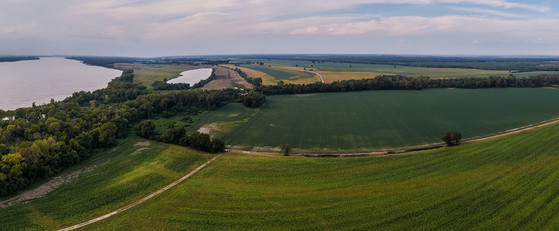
202,66,253,90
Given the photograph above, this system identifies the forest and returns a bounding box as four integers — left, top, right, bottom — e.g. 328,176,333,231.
0,70,241,196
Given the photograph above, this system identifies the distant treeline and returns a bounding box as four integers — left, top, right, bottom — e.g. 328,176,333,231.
258,75,559,95
69,56,139,68
69,56,228,68
0,56,39,62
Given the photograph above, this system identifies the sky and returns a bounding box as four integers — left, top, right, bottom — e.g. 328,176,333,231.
1,0,559,57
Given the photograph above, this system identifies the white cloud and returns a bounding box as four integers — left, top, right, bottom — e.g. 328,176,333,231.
0,0,556,55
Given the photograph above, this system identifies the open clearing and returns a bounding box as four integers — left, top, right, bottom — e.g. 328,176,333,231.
192,88,559,153
235,59,559,84
202,66,253,90
240,65,321,84
85,122,559,230
0,136,212,230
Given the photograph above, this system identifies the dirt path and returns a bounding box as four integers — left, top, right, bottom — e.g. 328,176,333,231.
280,67,324,83
58,154,223,231
233,117,559,157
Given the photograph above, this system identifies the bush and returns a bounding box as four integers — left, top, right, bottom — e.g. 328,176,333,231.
136,121,158,139
242,90,266,108
442,131,462,146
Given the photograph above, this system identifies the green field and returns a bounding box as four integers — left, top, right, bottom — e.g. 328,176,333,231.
241,65,317,82
0,136,212,230
240,59,559,80
192,88,559,153
87,122,559,230
114,63,201,89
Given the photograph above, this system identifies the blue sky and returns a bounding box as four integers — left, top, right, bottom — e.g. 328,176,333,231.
1,0,558,56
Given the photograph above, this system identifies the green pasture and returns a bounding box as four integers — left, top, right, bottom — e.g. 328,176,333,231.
241,59,559,79
193,88,559,153
0,136,212,230
89,122,559,230
241,65,316,82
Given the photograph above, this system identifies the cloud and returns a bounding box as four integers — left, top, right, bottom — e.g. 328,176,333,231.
287,15,559,38
449,7,527,18
0,0,556,56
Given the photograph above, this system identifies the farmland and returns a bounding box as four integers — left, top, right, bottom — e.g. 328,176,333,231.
239,65,322,84
192,88,559,153
114,63,200,89
235,59,559,84
0,136,212,230
86,122,559,230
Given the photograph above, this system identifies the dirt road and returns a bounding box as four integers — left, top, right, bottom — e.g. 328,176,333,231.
58,154,223,231
202,66,253,90
233,117,559,157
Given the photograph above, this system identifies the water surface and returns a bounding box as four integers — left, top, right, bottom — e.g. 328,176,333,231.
167,68,212,85
0,57,122,110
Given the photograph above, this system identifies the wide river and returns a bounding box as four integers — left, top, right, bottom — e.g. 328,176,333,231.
0,57,122,110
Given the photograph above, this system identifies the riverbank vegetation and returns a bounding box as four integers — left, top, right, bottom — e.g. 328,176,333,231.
3,55,559,197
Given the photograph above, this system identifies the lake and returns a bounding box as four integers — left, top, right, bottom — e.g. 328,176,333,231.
167,68,213,85
0,57,122,110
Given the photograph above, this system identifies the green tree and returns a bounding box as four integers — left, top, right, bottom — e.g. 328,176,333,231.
280,144,291,156
442,131,462,146
242,90,266,108
98,122,118,147
136,121,157,139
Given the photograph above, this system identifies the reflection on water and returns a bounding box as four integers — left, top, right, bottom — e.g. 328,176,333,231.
0,57,122,110
167,68,213,85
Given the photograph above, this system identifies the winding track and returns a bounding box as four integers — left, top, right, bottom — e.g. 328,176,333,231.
58,154,223,231
57,117,559,229
279,66,324,83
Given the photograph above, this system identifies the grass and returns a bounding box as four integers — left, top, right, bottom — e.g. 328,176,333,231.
241,65,319,84
192,88,559,153
86,121,559,230
114,63,200,89
0,136,212,230
236,59,559,83
148,110,208,135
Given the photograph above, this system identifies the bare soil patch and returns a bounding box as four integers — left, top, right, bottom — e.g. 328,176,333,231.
198,127,211,134
0,161,107,208
130,147,149,156
202,66,254,90
134,141,151,146
294,94,317,97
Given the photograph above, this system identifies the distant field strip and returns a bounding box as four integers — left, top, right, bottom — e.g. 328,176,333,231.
242,65,319,84
193,88,559,153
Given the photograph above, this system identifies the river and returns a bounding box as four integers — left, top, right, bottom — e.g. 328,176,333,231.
0,57,122,110
167,68,213,85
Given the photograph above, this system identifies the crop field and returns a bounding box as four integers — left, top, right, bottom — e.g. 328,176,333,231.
114,63,200,89
87,122,559,230
236,59,559,83
192,88,559,153
0,136,212,230
241,65,320,84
